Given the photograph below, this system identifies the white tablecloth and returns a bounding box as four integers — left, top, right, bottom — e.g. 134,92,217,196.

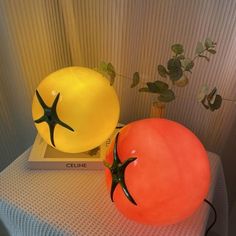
0,149,228,236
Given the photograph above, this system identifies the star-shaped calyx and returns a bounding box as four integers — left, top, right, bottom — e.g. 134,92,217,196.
34,90,74,147
104,133,137,205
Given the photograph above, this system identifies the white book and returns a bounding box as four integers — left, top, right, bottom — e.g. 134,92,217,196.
28,127,122,170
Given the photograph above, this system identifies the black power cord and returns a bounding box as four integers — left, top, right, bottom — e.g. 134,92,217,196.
204,199,217,236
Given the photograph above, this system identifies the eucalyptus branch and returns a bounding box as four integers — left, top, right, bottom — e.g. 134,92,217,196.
96,38,222,110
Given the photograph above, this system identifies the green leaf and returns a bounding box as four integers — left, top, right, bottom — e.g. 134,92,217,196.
197,84,209,102
207,87,217,102
145,81,169,93
98,70,109,78
107,63,115,75
181,58,194,71
109,76,115,85
209,94,222,111
131,72,140,88
158,65,168,78
95,67,110,79
99,61,108,71
171,44,184,55
205,38,214,48
167,58,183,80
200,87,222,111
208,49,216,54
199,55,210,62
107,63,116,85
174,75,189,87
139,87,150,92
195,42,205,54
96,62,116,85
158,89,175,102
169,68,183,81
154,80,169,93
95,61,108,74
167,58,181,71
147,82,159,93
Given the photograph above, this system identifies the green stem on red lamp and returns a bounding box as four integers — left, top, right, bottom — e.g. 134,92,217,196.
104,133,137,205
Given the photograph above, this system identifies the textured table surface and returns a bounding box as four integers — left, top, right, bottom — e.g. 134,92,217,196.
0,149,228,236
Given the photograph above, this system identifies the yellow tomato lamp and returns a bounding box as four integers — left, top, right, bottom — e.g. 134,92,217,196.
32,67,120,154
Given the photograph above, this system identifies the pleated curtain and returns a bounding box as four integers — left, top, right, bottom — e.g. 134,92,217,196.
0,0,236,170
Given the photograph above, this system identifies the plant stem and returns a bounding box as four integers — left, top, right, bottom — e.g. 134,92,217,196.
223,98,236,103
192,48,209,62
116,73,132,80
116,72,147,86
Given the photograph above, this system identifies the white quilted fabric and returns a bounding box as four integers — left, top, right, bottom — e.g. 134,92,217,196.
0,149,228,236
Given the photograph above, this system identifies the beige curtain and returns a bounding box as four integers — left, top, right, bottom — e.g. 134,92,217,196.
0,0,236,169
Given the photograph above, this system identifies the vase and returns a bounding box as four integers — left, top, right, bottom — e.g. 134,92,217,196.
149,102,166,118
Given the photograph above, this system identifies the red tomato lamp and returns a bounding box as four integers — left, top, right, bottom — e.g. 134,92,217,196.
104,118,210,226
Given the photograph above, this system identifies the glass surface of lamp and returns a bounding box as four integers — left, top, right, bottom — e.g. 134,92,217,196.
32,66,120,153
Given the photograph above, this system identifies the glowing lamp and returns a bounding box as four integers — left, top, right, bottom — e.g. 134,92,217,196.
32,67,120,153
104,118,210,225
